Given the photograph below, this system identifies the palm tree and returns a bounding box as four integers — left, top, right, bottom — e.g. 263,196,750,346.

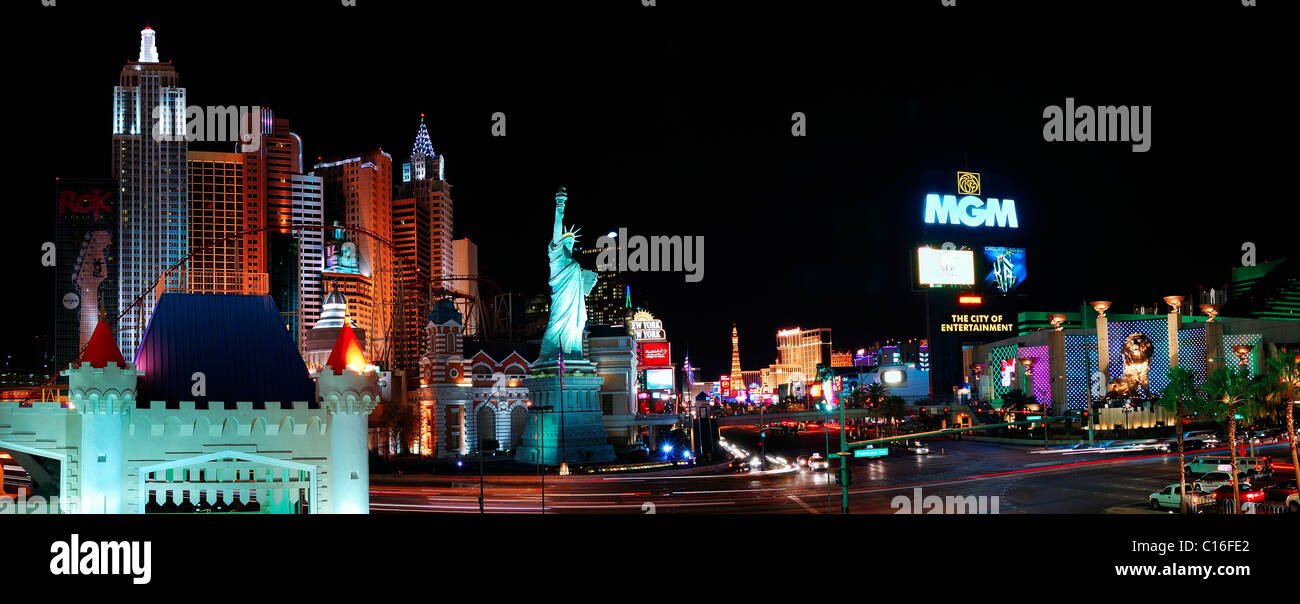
999,390,1034,424
1158,367,1206,514
863,382,888,408
1264,354,1300,483
879,395,907,437
1203,365,1260,514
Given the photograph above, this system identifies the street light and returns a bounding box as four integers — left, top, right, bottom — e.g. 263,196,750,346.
532,403,553,514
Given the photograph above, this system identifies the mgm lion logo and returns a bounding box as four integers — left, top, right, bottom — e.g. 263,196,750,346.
1106,332,1154,399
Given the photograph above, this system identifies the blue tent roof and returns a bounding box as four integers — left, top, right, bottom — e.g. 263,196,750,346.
135,293,317,406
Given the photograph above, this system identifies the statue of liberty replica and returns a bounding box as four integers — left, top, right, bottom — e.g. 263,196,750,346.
516,187,615,467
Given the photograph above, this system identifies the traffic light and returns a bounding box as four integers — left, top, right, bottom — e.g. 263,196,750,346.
943,407,949,414
835,462,852,487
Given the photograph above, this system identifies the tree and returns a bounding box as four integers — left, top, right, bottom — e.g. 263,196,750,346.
863,382,888,408
376,401,420,458
871,395,907,437
1203,365,1260,514
1264,354,1300,485
999,390,1034,424
1158,367,1207,514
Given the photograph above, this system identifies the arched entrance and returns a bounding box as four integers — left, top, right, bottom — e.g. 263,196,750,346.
477,405,497,452
510,405,528,449
137,450,318,514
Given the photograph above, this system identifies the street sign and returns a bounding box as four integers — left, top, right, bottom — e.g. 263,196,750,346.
1026,415,1042,420
854,448,888,458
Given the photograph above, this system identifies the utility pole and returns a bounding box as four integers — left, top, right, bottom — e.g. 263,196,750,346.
839,391,849,514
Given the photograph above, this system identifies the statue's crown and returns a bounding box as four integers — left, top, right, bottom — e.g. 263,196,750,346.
560,225,581,241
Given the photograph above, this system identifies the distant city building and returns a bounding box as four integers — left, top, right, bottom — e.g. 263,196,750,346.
112,27,188,360
729,325,742,382
830,350,854,367
1227,258,1300,321
54,179,119,366
313,150,394,365
776,326,832,382
186,151,264,294
578,245,630,328
452,238,481,335
242,110,321,345
392,117,454,376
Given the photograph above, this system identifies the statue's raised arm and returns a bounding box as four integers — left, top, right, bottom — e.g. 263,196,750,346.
551,186,567,245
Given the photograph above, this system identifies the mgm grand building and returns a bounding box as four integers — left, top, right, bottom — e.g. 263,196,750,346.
966,289,1300,431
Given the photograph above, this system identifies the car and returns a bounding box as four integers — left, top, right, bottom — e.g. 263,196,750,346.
1208,483,1267,503
1187,456,1270,479
907,441,931,455
1192,472,1250,493
1183,430,1220,445
1262,479,1297,501
808,453,828,471
796,455,810,467
1149,483,1215,511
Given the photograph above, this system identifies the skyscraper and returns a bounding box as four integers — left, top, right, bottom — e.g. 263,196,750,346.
187,151,264,294
112,27,188,360
392,116,454,376
314,150,394,366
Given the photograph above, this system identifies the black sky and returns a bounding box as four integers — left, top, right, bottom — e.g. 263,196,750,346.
6,0,1294,380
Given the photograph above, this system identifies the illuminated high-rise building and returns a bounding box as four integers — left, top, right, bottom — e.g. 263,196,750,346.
776,326,833,382
112,26,188,360
242,109,322,341
452,238,480,336
314,150,394,365
393,116,453,376
578,243,630,327
186,151,263,294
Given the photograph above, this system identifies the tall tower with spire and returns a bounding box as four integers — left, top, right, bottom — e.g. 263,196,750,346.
112,26,188,360
393,114,454,377
730,324,742,382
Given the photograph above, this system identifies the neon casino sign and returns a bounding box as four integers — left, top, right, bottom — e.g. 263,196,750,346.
923,171,1019,229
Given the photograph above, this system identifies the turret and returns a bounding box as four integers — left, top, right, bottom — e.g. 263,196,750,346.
61,322,139,513
314,321,379,514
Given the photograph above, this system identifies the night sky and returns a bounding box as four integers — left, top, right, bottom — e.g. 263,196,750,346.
6,1,1292,381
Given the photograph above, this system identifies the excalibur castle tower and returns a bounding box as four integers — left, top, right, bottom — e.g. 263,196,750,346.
112,27,189,360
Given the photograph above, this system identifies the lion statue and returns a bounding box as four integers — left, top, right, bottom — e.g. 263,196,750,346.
1106,332,1154,399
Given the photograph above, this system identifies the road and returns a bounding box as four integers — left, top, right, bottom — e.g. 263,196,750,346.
370,425,1297,514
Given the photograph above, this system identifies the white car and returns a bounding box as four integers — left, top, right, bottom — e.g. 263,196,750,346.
1192,471,1249,493
1149,483,1214,511
907,441,931,455
807,454,828,471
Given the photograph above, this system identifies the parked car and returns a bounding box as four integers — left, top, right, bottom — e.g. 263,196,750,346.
1149,483,1215,511
1192,472,1250,493
1208,483,1268,503
1262,479,1297,501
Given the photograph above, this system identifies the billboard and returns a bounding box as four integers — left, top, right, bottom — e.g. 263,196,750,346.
638,341,671,367
983,246,1027,294
917,247,975,287
645,368,674,391
55,179,119,365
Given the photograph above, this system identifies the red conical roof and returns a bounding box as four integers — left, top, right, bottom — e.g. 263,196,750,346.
325,321,367,373
80,322,127,368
